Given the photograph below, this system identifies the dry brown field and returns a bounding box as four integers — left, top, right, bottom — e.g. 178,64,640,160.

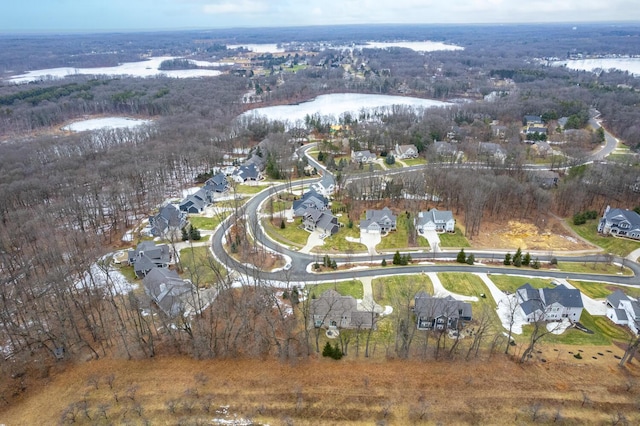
2,349,640,425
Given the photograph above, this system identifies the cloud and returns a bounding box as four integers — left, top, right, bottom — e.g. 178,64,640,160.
202,0,268,14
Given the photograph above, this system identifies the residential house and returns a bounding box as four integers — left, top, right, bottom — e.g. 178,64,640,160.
524,115,543,126
179,188,213,214
128,241,171,278
302,208,339,236
415,209,455,233
530,140,553,156
291,189,329,217
433,141,460,160
204,173,230,193
516,283,583,323
606,290,640,333
143,268,194,317
598,206,640,241
311,290,376,329
351,150,377,164
395,143,418,159
413,292,472,330
528,170,559,189
490,123,507,139
478,142,507,163
149,204,187,238
526,125,548,136
360,207,397,234
231,163,263,183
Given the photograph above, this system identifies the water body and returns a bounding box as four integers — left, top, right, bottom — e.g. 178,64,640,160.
62,117,152,132
242,93,451,124
7,57,224,84
554,57,640,76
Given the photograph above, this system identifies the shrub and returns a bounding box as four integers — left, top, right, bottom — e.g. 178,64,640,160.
503,253,511,265
574,353,582,359
466,254,475,265
457,249,466,263
381,258,387,267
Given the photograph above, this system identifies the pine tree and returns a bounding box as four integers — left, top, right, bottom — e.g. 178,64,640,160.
393,251,402,265
381,258,387,266
457,249,466,263
466,254,475,265
513,248,522,267
523,252,531,266
504,253,512,265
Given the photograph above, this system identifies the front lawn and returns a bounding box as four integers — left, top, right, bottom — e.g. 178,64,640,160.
489,275,555,293
234,184,269,194
556,260,633,275
188,215,223,231
371,275,434,306
262,218,308,247
316,218,367,253
376,214,429,251
567,219,640,256
568,281,640,300
437,227,470,248
308,280,363,299
401,157,427,166
179,246,226,287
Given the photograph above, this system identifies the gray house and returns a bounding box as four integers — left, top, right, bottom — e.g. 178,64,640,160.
414,292,472,330
204,173,230,193
149,204,188,238
415,209,455,233
143,268,194,317
360,207,397,234
128,241,171,278
179,188,213,214
516,283,583,323
302,208,339,236
351,150,377,164
478,142,507,163
292,189,329,217
598,206,640,241
232,163,263,183
311,290,376,329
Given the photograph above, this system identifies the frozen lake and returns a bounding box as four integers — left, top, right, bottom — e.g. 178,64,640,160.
554,57,640,76
242,93,452,124
227,41,462,54
7,56,225,84
62,117,153,132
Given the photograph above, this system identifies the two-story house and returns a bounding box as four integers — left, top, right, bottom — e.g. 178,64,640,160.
415,209,455,233
516,283,583,323
414,292,472,331
351,150,377,164
359,207,397,234
598,206,640,241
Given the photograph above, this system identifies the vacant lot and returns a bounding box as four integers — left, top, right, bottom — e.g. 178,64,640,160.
2,354,639,425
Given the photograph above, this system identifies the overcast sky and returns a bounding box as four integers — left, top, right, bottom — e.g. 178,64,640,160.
2,0,639,33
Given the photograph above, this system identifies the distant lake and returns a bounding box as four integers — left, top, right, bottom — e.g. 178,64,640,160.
227,41,462,54
62,117,152,132
242,93,452,124
553,57,640,76
6,57,225,84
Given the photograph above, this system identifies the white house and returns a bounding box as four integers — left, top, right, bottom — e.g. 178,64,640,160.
415,209,455,233
359,207,397,234
606,290,640,334
598,206,640,241
394,143,418,159
516,283,583,323
351,150,377,164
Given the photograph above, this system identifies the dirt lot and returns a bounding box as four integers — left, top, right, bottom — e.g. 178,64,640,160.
2,351,639,425
464,216,596,252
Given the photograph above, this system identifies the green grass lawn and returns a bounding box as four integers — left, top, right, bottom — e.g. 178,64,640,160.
519,311,631,346
376,214,429,251
438,273,494,303
262,218,309,247
116,264,138,283
567,219,640,256
568,280,640,300
234,184,269,194
371,275,434,306
437,227,470,248
489,275,556,293
556,261,633,275
179,246,226,287
188,215,223,231
316,218,367,253
401,157,427,166
307,280,363,299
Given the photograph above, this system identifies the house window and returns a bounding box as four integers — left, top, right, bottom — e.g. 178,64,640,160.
562,314,568,318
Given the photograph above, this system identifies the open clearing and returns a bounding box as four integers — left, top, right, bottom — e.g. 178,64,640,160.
2,354,639,425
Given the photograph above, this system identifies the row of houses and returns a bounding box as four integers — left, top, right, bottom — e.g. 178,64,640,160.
311,289,474,332
359,207,455,234
351,143,419,164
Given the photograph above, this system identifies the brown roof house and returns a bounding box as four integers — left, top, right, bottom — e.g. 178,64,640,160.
311,290,376,329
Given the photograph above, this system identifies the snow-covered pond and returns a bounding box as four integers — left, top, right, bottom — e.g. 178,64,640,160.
242,93,452,124
6,56,226,84
62,117,153,132
553,57,640,76
353,41,463,52
227,43,285,53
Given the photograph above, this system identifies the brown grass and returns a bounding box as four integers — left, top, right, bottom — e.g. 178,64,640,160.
2,352,640,425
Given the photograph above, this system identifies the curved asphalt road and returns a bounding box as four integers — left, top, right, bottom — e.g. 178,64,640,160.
212,133,640,286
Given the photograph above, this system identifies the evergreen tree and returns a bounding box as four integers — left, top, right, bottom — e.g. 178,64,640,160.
280,219,286,229
532,258,540,269
504,253,512,265
322,342,333,358
189,226,201,241
523,252,531,266
466,254,475,265
513,248,522,267
381,258,387,267
457,249,466,263
393,251,402,265
181,227,189,241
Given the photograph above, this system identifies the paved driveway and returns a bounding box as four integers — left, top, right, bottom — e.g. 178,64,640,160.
422,230,441,252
